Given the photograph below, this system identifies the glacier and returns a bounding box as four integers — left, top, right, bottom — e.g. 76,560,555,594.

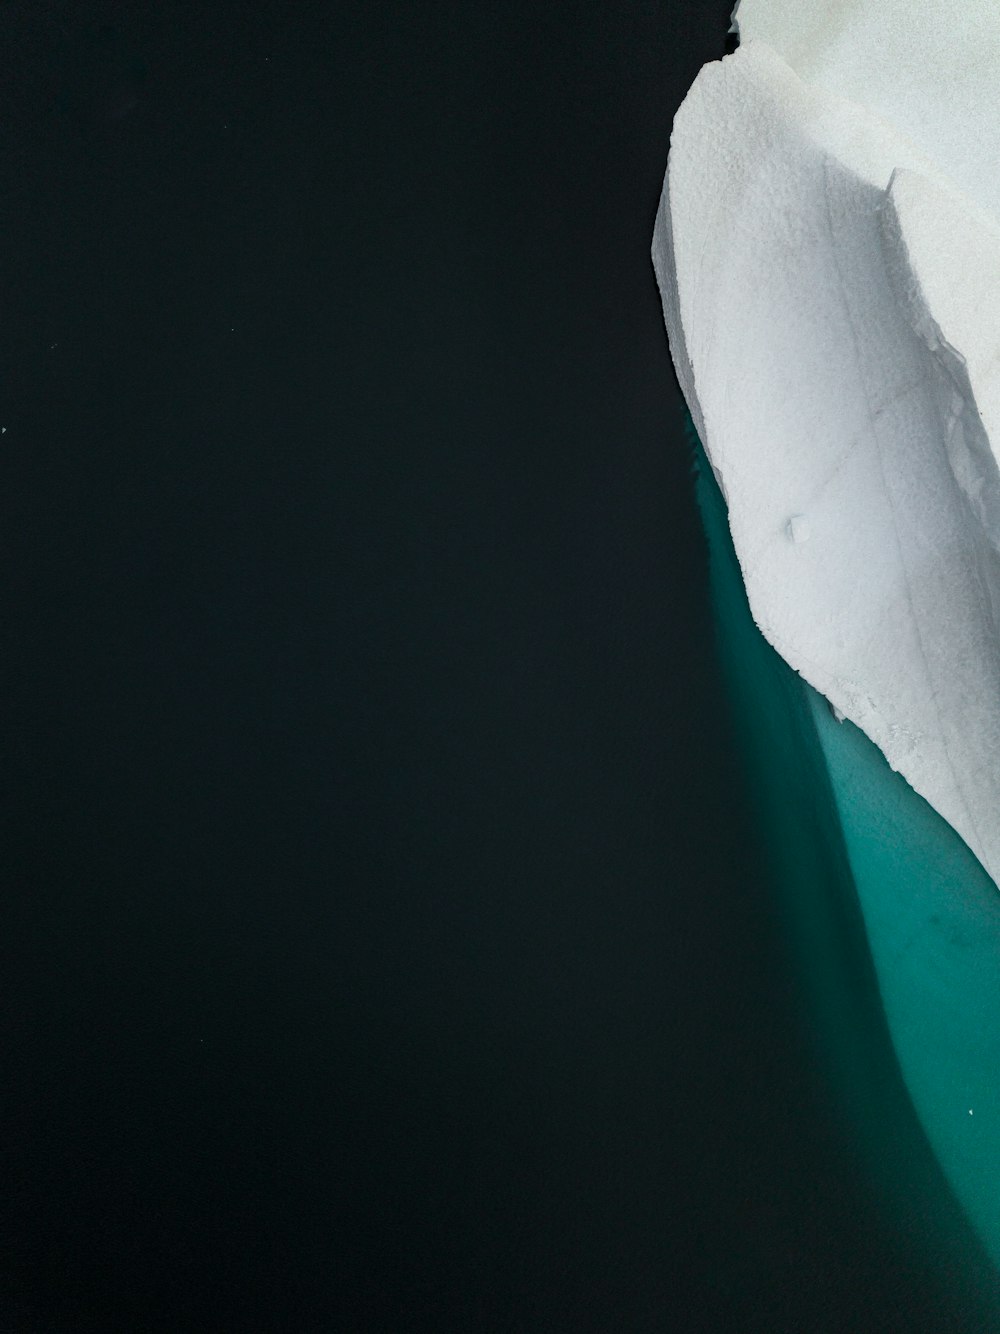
653,0,1000,1275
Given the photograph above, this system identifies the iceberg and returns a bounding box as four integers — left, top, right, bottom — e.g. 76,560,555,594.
653,9,1000,891
653,0,1000,1275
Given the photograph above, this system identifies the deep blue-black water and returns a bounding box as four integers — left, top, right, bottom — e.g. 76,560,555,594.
2,3,997,1329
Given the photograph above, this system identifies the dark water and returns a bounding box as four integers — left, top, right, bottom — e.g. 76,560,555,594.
1,4,996,1329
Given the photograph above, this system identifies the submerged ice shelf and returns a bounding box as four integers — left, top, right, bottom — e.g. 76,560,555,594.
694,430,1000,1297
654,0,1000,1272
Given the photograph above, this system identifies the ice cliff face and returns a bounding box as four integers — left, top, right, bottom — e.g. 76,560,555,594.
653,4,1000,888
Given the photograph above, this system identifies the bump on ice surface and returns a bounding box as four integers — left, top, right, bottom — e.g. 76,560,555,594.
654,6,1000,888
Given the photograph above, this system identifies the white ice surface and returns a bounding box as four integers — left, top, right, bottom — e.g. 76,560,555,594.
734,0,1000,220
653,37,1000,888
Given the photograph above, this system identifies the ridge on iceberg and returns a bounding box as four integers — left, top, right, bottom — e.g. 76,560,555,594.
653,12,1000,891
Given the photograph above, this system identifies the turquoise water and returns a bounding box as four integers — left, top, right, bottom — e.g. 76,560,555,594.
692,430,1000,1305
810,690,1000,1273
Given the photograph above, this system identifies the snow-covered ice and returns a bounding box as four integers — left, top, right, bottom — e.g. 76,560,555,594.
653,6,1000,889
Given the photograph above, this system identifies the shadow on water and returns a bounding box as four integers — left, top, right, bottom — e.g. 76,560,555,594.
691,421,1000,1324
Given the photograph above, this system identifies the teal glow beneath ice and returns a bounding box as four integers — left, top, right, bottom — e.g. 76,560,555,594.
809,689,1000,1271
691,427,1000,1295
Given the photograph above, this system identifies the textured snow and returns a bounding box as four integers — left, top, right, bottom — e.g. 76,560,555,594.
653,33,1000,888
